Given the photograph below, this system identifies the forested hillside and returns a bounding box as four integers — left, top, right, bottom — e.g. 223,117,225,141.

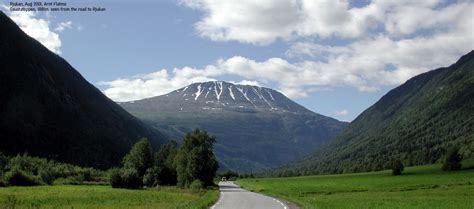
277,51,474,176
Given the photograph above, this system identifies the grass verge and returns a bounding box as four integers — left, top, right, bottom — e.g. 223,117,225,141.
0,185,219,209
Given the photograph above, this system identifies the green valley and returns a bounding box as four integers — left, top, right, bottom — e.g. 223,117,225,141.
237,160,474,209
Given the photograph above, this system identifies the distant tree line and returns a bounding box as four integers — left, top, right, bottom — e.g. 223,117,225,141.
275,146,465,177
109,129,218,189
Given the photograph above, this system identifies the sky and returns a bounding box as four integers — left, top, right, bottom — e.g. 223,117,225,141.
1,0,473,121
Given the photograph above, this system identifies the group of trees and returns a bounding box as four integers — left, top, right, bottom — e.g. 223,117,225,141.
0,153,101,186
109,129,218,189
390,147,463,175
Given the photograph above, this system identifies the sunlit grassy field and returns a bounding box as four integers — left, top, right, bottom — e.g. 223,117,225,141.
0,185,218,209
237,160,474,209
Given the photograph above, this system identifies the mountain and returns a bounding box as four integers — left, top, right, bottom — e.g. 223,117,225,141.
119,81,347,172
276,51,474,176
0,11,166,169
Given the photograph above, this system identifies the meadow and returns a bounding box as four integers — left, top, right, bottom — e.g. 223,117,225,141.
0,185,218,209
237,160,474,209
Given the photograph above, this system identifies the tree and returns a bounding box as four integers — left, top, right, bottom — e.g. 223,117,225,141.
442,147,462,171
143,166,162,187
123,138,154,177
391,159,404,175
155,140,178,185
175,129,218,188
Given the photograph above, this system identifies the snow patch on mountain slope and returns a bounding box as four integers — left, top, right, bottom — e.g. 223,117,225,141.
194,84,203,100
229,86,235,101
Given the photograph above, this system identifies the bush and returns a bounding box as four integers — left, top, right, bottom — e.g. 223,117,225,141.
120,169,142,189
109,168,142,189
7,154,49,176
79,168,93,181
143,167,161,187
442,147,463,171
39,169,55,185
190,179,203,191
391,159,404,175
4,169,41,186
109,168,123,188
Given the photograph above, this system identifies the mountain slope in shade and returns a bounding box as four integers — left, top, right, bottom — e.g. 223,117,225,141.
0,12,166,169
120,81,347,172
277,51,474,176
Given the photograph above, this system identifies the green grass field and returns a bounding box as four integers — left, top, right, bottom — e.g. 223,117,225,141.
0,185,218,209
237,160,474,209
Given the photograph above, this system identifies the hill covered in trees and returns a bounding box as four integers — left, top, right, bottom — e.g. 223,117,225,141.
0,11,166,169
277,51,474,176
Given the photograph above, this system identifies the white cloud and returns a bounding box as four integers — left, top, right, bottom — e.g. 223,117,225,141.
335,109,349,116
99,66,221,102
1,7,63,54
102,0,474,101
180,0,301,45
102,28,473,101
232,80,261,86
54,21,73,32
180,0,473,45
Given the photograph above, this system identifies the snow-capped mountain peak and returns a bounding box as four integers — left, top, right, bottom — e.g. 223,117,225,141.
121,81,312,114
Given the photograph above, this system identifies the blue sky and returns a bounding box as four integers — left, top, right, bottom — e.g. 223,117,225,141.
2,0,473,121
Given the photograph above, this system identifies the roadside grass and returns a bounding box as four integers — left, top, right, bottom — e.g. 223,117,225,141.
0,185,218,209
236,160,474,209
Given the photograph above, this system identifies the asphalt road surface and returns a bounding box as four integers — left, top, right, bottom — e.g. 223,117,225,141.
211,181,289,209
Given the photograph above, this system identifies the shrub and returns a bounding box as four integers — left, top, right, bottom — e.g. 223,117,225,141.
109,168,142,189
7,154,48,175
120,169,142,189
190,179,203,191
109,168,123,188
442,147,463,171
391,159,404,175
4,169,41,186
143,167,161,187
39,169,55,185
80,168,94,181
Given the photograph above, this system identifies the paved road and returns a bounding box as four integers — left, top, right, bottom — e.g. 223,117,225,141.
211,181,288,209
